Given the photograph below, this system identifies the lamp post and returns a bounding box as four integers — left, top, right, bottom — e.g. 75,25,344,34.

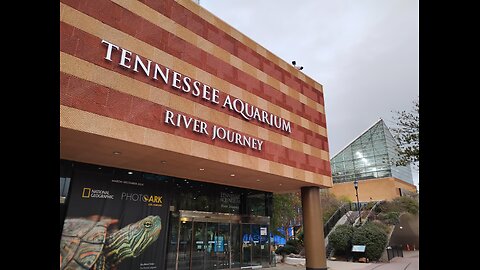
354,180,362,224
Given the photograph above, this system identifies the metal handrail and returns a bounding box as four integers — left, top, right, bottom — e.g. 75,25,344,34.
324,203,350,237
360,200,384,226
353,203,366,227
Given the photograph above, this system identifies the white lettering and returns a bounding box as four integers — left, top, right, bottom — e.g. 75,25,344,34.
182,76,192,93
273,115,281,129
252,108,261,122
172,71,182,89
202,84,211,101
222,95,233,110
243,136,251,148
244,103,254,118
211,88,220,104
282,120,292,133
200,121,208,135
101,40,119,61
232,99,243,114
261,110,269,124
164,110,175,126
119,48,132,68
153,64,169,84
182,115,193,129
133,55,152,76
193,119,201,133
192,81,201,97
164,110,209,137
252,139,258,149
211,124,263,151
257,140,264,151
176,113,182,127
100,40,292,140
235,133,243,146
226,130,234,143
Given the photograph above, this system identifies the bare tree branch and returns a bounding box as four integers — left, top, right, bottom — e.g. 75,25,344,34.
391,99,419,169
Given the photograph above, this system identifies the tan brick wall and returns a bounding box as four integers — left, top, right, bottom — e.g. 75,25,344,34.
329,177,417,202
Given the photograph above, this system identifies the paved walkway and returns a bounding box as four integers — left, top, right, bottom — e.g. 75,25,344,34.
272,251,419,270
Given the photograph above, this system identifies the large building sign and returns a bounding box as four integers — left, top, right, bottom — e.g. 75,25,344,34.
164,109,264,151
101,40,292,151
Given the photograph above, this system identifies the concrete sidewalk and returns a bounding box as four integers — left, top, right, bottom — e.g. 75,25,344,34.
272,251,419,270
273,260,372,270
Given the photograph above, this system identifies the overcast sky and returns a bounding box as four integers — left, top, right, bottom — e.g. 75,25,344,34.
200,0,419,188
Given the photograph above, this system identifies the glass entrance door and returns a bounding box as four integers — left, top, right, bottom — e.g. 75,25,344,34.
241,224,252,267
240,224,269,268
217,223,231,269
179,221,232,270
191,222,206,270
172,211,270,270
177,221,193,270
251,225,262,267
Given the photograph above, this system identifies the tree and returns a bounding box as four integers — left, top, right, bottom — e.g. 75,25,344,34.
352,222,388,261
319,191,343,223
329,224,355,255
271,193,301,240
391,99,419,169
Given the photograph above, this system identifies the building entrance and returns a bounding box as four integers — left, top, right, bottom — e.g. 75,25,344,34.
174,211,270,269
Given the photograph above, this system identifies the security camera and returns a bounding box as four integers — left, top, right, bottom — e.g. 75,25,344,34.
291,60,303,70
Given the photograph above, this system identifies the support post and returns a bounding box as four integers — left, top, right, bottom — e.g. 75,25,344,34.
301,186,327,270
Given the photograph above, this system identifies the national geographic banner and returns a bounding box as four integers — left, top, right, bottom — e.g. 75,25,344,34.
60,166,171,270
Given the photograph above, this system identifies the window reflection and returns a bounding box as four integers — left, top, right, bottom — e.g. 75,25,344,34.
330,120,413,184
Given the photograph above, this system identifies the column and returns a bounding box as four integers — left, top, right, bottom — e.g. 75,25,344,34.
301,186,327,270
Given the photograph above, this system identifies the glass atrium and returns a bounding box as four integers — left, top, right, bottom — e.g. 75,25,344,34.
330,119,413,185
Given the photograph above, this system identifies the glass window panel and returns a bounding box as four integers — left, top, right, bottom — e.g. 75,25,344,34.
377,170,391,178
177,221,193,270
165,214,179,270
231,223,241,269
191,222,206,270
251,225,262,267
216,223,230,269
246,193,266,216
242,224,251,267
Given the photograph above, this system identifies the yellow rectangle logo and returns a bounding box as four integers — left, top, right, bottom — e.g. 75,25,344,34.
82,188,91,198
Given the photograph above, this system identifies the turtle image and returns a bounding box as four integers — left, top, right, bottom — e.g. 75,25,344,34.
60,215,162,270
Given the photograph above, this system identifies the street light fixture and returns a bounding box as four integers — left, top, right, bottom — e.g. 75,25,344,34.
354,180,362,225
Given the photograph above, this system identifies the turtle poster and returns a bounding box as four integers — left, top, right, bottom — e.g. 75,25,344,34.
60,165,172,270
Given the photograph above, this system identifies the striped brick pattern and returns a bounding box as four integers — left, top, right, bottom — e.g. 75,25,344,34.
60,0,332,187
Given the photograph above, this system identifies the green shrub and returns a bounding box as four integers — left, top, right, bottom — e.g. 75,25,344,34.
328,224,355,254
321,192,343,223
378,212,400,225
323,208,337,223
352,222,388,261
296,231,304,245
374,201,385,214
371,220,391,234
286,239,302,251
378,201,400,213
378,197,419,215
339,195,352,204
365,201,376,210
392,196,419,215
275,244,298,255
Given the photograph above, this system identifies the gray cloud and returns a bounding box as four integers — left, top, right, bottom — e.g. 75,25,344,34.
200,0,419,187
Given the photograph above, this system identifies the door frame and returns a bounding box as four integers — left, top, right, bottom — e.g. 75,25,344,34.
175,210,270,270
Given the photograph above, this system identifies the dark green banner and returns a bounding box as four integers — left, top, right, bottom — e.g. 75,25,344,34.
60,167,170,270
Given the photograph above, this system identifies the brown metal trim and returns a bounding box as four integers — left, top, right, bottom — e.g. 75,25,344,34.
178,210,270,224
